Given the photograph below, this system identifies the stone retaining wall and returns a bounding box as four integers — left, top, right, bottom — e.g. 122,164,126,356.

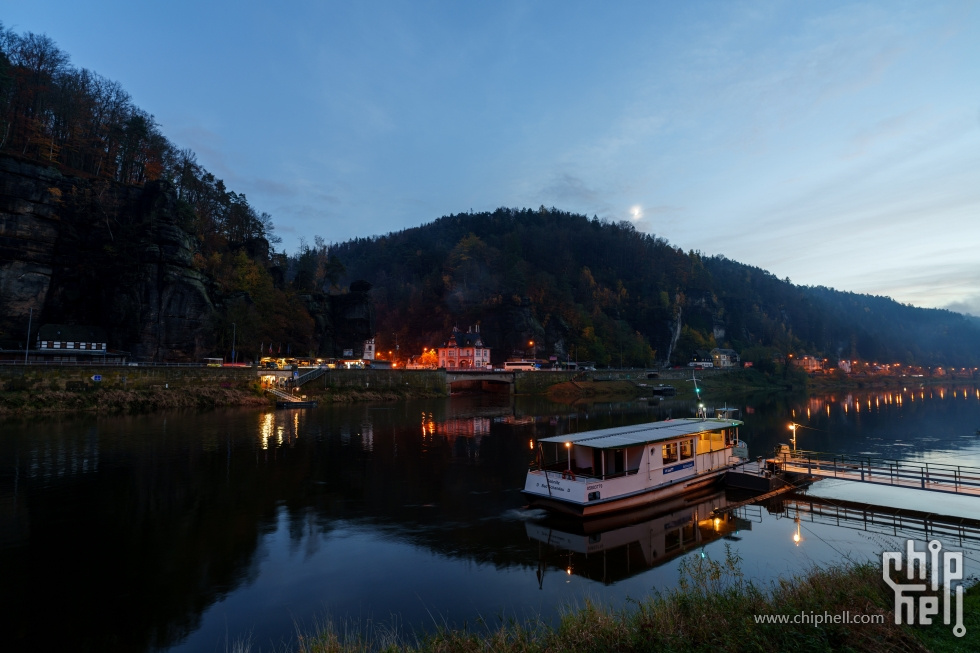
0,365,257,392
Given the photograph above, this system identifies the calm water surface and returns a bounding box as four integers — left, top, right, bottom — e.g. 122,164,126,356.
2,384,979,652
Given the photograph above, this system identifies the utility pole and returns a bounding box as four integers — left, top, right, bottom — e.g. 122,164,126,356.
24,307,33,365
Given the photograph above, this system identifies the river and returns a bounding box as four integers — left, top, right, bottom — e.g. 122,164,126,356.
1,383,979,652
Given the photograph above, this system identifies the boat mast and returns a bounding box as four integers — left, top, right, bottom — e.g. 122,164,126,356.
688,369,706,419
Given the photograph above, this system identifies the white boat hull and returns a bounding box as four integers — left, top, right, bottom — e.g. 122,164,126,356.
522,466,729,517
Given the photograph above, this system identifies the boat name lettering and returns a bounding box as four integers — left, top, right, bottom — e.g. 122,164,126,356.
586,483,603,491
663,461,695,474
538,480,572,493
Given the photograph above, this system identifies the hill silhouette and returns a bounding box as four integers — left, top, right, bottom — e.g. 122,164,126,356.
329,207,980,368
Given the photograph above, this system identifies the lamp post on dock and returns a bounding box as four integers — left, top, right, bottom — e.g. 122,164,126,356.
789,422,798,451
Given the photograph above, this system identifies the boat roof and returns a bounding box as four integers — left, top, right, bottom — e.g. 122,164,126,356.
538,418,741,450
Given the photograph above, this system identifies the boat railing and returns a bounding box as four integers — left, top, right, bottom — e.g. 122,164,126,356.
531,461,638,481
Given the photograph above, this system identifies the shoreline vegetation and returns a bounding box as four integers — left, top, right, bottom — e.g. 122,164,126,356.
0,368,975,416
253,550,978,653
0,383,448,417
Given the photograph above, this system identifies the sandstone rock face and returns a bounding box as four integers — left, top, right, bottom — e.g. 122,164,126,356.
0,158,61,348
302,282,376,358
1,156,376,361
0,156,215,360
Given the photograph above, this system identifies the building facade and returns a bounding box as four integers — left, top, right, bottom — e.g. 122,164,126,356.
710,348,740,369
437,325,491,370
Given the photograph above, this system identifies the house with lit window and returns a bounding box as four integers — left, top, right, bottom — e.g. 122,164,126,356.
792,355,824,373
30,324,126,363
710,348,740,369
437,325,491,370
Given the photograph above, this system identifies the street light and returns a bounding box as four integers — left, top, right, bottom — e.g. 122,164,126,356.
231,322,237,363
789,422,798,451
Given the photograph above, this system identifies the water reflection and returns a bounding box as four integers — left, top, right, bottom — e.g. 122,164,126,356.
527,490,749,588
0,386,978,652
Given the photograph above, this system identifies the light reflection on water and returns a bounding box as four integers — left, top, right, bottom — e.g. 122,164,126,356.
1,385,979,652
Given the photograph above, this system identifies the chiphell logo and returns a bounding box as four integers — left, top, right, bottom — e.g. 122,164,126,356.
882,539,966,637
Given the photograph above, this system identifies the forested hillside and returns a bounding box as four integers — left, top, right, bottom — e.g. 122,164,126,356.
330,208,980,368
4,25,976,368
0,26,363,360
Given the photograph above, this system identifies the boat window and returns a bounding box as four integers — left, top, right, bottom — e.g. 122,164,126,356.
680,439,694,460
698,429,726,452
662,442,678,464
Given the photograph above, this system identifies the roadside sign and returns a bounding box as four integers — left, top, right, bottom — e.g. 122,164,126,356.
91,375,102,382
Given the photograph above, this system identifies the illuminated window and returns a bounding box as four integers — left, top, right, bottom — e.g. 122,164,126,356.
662,442,678,464
680,439,694,460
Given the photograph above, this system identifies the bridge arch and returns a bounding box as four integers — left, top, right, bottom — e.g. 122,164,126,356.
445,371,514,394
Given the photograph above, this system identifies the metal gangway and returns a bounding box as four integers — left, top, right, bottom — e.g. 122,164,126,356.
773,449,980,498
267,387,302,403
293,366,328,387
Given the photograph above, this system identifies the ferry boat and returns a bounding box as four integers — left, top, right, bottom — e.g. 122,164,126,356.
523,417,746,517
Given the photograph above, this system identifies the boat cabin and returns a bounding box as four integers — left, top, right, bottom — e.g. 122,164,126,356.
524,418,744,516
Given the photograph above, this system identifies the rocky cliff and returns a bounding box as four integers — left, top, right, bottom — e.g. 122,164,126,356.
0,156,376,361
0,156,216,359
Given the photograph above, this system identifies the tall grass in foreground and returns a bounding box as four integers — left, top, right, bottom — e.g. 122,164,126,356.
268,546,976,653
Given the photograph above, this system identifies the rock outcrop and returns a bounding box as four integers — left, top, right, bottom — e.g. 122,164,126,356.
0,156,214,359
1,155,375,362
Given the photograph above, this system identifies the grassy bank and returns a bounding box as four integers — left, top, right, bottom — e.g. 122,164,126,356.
547,379,643,400
0,385,270,416
697,368,977,401
301,386,447,404
272,549,976,653
0,383,449,415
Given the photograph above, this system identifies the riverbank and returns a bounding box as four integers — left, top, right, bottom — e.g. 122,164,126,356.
1,365,975,416
0,365,451,415
269,552,978,653
697,368,977,401
0,383,450,415
0,385,270,416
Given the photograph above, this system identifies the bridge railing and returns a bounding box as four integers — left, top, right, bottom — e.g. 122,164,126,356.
773,449,980,493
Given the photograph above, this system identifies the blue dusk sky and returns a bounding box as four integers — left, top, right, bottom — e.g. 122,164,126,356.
5,1,980,315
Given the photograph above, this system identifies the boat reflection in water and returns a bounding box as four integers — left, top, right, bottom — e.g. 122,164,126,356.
526,490,751,587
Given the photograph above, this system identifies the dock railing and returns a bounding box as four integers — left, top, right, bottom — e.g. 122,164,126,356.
773,449,980,496
783,497,980,545
267,387,301,403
